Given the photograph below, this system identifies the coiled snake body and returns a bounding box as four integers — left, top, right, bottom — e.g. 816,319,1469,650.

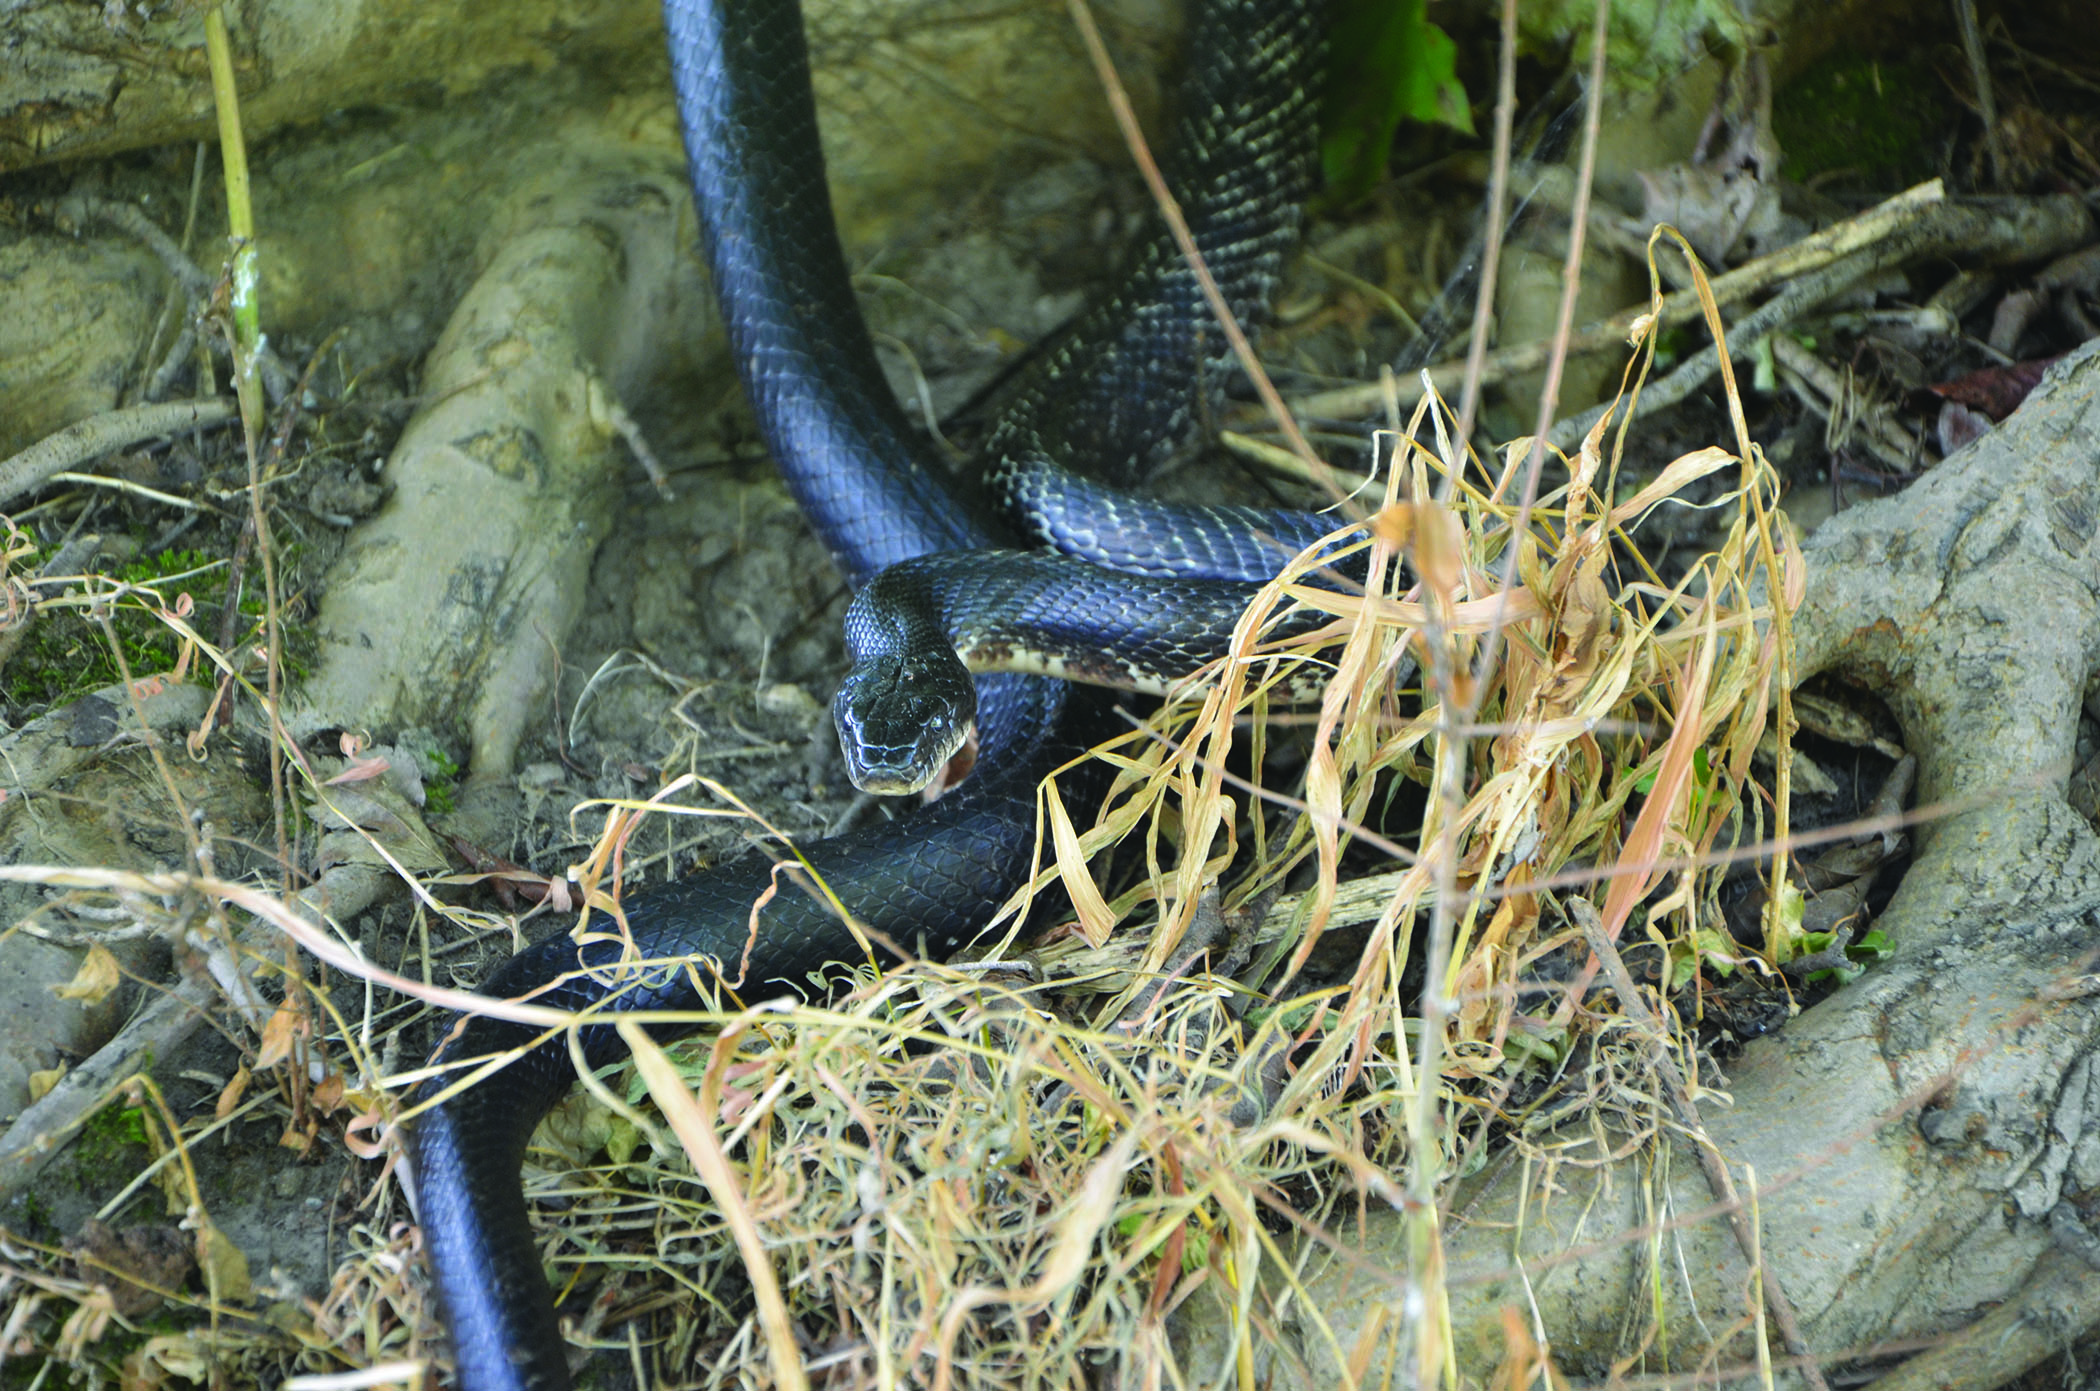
407,1,1331,1387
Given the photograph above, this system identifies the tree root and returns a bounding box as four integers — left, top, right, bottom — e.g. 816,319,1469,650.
288,154,702,786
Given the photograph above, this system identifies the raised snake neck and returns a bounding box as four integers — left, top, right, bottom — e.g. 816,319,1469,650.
405,1,1326,1387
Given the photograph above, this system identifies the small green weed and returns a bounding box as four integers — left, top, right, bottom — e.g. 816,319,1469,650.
423,748,461,815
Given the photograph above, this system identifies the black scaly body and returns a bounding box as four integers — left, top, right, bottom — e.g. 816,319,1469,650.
977,5,1341,583
405,2,1327,1388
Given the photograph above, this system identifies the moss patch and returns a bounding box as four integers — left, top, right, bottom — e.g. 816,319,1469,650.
7,544,311,710
1777,55,1949,189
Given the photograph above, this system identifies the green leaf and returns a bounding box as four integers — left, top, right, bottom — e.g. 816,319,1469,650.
1666,928,1740,990
1632,746,1711,799
1766,882,1807,964
1320,0,1474,205
1848,928,1893,961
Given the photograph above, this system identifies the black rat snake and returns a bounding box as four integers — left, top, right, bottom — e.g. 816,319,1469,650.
406,1,1336,1387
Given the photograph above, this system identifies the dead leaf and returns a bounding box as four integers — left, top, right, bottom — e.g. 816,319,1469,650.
28,1062,66,1102
68,1220,193,1320
1542,546,1614,708
1928,357,2056,421
213,1065,250,1121
1937,399,1993,455
57,1284,117,1359
1046,782,1113,946
128,1333,212,1385
255,1002,303,1070
194,1220,252,1304
52,943,122,1006
1412,498,1465,601
323,756,393,787
311,1070,345,1112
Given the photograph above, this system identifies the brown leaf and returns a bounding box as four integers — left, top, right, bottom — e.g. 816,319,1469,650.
311,1070,345,1113
254,1002,302,1070
68,1220,194,1320
1928,356,2058,421
1543,546,1614,709
213,1065,250,1121
52,943,122,1006
322,755,392,787
1411,499,1465,602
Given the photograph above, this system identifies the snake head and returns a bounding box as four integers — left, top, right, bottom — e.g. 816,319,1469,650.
833,650,979,795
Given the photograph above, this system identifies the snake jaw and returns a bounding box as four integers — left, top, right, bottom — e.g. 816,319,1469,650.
833,649,980,795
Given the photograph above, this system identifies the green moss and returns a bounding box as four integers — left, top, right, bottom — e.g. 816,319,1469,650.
10,1187,53,1238
74,1101,151,1186
1776,56,1947,188
115,547,213,588
423,747,461,814
7,543,315,709
1516,0,1750,89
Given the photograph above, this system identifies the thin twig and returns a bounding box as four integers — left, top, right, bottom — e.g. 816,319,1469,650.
1285,180,1979,426
1466,0,1612,706
1452,0,1520,450
599,382,675,498
1549,250,1878,448
1217,430,1374,496
59,196,215,298
46,473,221,513
1545,193,2090,448
1950,0,2006,185
0,400,238,509
213,331,341,671
1769,334,1919,475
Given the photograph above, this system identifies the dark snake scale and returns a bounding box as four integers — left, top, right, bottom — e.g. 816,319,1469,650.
405,2,1334,1387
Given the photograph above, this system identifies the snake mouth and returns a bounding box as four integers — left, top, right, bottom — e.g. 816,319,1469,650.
838,715,977,795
